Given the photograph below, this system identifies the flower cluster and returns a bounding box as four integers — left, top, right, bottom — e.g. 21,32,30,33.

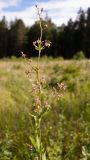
21,51,26,58
52,82,66,101
44,40,51,48
57,82,66,91
33,39,51,52
35,4,43,16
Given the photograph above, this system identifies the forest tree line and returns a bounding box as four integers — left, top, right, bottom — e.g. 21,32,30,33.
0,7,90,59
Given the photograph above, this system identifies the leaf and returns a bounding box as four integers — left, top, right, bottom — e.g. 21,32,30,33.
29,136,37,151
42,152,46,160
36,135,40,151
35,46,39,51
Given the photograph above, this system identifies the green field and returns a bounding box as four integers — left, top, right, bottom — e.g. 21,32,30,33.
0,58,90,160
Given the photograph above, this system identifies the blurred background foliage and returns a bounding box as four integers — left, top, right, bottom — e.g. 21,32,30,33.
0,7,90,59
0,58,90,159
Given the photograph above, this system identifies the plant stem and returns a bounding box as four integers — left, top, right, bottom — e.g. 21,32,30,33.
37,16,42,81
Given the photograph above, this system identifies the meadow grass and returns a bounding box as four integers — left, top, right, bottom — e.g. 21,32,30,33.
0,58,90,160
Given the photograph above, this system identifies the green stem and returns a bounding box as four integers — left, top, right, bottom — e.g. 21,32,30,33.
38,14,43,160
37,49,41,81
35,7,44,160
40,18,42,42
37,15,42,82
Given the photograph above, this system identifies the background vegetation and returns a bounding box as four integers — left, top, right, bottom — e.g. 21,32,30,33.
0,5,90,160
0,58,90,159
0,7,90,59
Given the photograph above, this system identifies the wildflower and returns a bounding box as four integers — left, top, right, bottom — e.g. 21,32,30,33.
21,51,26,58
57,82,66,90
33,41,37,46
45,40,51,48
28,58,32,64
44,102,51,110
32,83,38,91
57,94,63,100
33,40,41,47
26,143,33,151
40,76,46,84
34,98,41,106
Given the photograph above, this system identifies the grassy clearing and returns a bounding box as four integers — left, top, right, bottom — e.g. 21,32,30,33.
0,58,90,160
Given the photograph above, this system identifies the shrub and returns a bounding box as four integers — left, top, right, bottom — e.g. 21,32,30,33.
73,51,85,60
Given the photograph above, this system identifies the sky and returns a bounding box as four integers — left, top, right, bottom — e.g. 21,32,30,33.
0,0,90,27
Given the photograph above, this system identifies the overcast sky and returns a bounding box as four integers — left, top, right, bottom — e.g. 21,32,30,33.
0,0,90,26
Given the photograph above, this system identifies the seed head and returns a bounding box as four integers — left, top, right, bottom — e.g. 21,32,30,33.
41,8,43,12
35,4,38,9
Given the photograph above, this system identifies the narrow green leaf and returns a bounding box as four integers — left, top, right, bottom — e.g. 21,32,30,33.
35,46,39,51
36,135,40,151
42,152,46,160
29,136,37,151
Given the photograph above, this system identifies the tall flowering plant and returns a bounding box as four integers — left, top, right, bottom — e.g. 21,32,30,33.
22,5,65,160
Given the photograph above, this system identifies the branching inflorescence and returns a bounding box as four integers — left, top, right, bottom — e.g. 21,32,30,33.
21,5,66,160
